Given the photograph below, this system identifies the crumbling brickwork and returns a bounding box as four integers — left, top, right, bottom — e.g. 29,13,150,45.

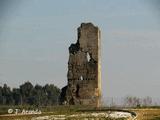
60,23,101,106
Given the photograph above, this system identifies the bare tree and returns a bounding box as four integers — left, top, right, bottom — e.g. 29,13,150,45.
143,96,152,106
124,96,141,107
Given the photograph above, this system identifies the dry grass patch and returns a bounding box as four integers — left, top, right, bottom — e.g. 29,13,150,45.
132,108,160,120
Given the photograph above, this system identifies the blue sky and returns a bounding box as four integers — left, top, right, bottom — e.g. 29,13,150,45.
0,0,160,101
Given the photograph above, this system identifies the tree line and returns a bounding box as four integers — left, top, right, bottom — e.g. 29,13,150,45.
0,81,60,106
124,96,153,107
103,96,156,107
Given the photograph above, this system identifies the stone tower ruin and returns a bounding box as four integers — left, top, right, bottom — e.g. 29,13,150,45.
60,23,101,107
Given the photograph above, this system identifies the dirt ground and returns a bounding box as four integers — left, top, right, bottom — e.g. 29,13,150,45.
132,108,160,120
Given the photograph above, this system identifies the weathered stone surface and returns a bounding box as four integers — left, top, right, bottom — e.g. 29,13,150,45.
60,23,101,107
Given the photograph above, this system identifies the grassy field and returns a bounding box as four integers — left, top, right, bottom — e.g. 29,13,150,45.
132,108,160,120
0,106,159,120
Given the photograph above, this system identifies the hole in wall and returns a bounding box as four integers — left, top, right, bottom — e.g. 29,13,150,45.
87,52,91,62
80,76,83,80
76,84,80,97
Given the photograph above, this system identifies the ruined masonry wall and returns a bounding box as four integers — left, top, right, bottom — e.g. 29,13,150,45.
61,23,101,106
